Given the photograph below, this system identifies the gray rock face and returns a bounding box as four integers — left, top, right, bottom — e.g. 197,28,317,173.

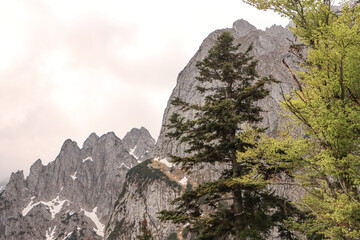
122,127,155,162
105,19,300,239
83,132,100,149
0,128,155,240
105,160,182,240
154,19,296,159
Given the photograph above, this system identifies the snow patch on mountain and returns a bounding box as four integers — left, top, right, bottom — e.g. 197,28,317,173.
22,197,36,216
179,176,188,185
82,207,105,237
22,196,68,219
119,163,131,169
129,146,139,159
82,157,93,163
45,226,56,240
63,231,72,240
71,172,77,180
154,157,173,168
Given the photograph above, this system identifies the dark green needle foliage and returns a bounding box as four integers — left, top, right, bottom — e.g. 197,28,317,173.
158,32,299,239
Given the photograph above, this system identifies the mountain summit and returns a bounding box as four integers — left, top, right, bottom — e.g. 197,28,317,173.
0,128,155,240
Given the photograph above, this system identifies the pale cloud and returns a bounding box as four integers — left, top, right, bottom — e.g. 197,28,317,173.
0,0,289,182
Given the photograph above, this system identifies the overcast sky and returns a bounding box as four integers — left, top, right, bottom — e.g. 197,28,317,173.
0,0,289,183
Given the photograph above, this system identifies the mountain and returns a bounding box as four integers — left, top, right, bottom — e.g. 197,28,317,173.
122,127,155,162
0,128,155,240
105,19,300,239
1,19,301,240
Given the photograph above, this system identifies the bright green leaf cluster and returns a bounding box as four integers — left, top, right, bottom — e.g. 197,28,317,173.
242,0,360,238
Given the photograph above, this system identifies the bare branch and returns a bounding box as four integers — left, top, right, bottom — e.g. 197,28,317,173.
282,58,306,101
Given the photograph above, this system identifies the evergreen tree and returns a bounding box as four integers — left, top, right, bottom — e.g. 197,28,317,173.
137,214,154,240
242,0,360,238
158,32,298,239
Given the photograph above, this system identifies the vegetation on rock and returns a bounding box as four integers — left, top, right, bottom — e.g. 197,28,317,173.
127,159,181,192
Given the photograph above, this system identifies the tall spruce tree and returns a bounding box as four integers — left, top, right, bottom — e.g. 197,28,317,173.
158,32,298,239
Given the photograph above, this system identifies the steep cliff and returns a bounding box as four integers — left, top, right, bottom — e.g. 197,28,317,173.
155,19,297,160
105,160,182,240
0,128,154,240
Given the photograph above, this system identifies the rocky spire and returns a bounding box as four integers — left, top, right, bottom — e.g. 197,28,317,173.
83,132,100,149
122,127,155,162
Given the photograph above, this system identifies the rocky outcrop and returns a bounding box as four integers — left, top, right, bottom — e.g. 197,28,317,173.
105,160,182,240
154,19,297,160
0,128,154,240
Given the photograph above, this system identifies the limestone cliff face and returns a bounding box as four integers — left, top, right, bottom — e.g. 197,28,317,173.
154,19,297,160
0,128,154,240
105,160,182,240
105,19,299,239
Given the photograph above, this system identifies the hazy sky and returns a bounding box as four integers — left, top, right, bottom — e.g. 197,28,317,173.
0,0,289,183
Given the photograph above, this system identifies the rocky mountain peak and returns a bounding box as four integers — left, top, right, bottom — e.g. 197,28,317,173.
59,139,80,158
265,24,288,36
102,131,119,140
8,170,25,184
26,159,43,191
233,19,257,38
83,132,99,149
0,128,155,240
122,127,155,162
2,170,29,207
98,131,121,146
29,159,43,173
123,127,153,143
